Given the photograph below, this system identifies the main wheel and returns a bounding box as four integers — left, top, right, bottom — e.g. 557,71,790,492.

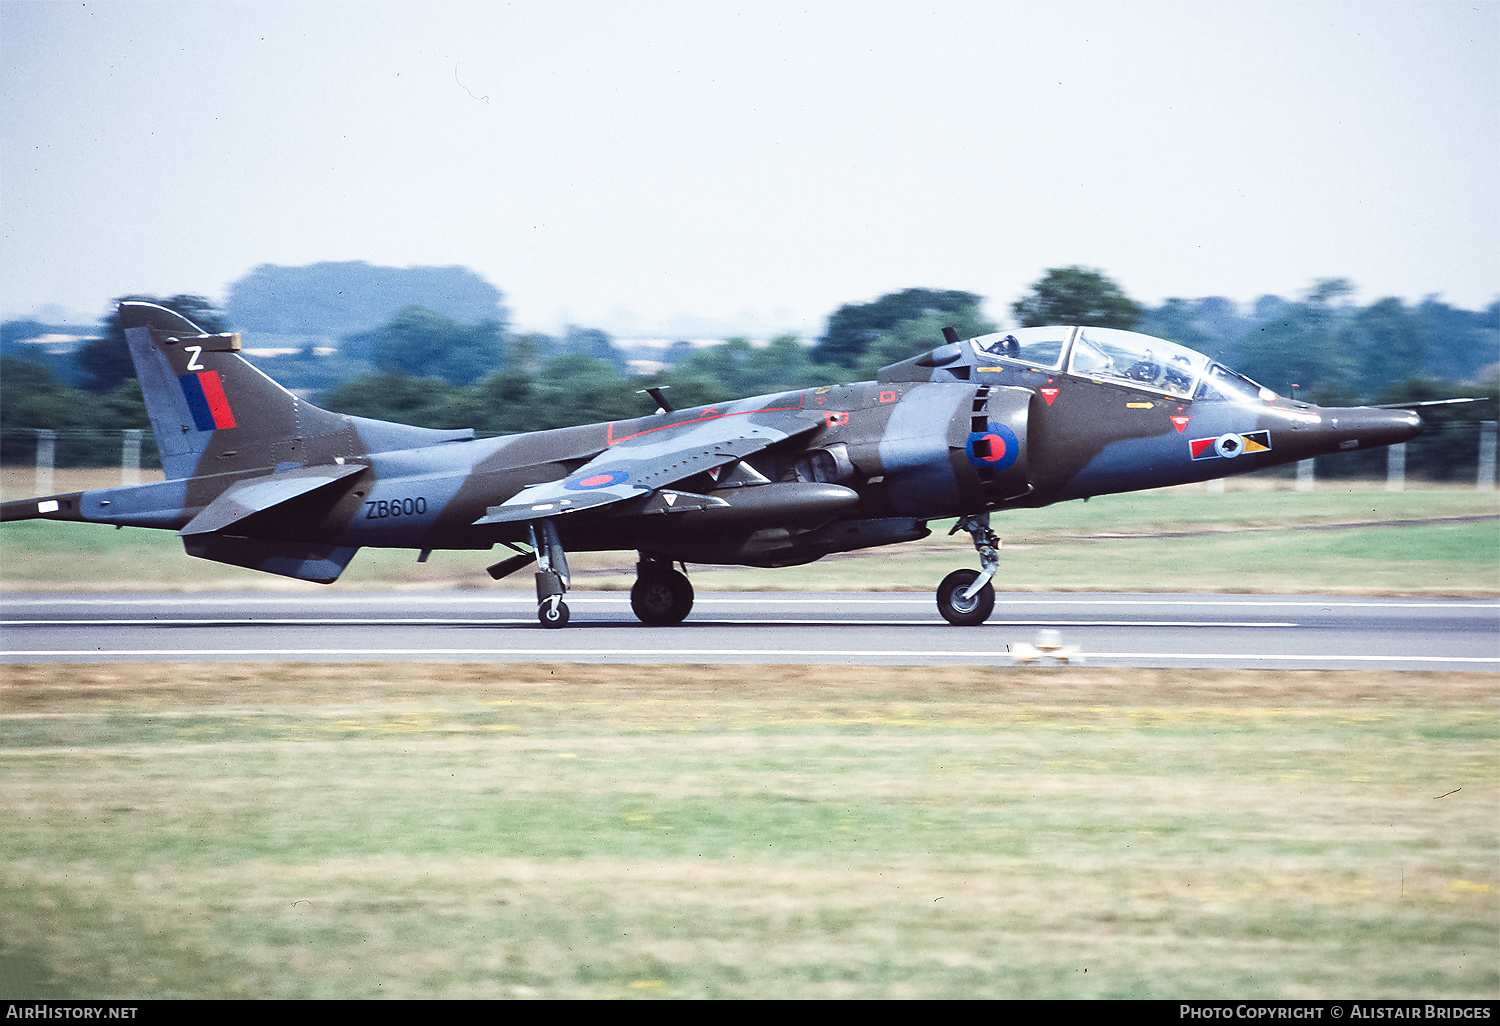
538,599,570,628
937,569,995,626
630,568,694,625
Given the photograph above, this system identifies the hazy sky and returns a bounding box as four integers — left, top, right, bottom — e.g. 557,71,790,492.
2,0,1496,337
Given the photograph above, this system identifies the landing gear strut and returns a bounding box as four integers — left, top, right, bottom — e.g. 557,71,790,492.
630,556,694,626
530,519,571,628
937,513,999,626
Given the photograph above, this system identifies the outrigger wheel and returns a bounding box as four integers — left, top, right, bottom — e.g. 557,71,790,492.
937,513,1001,626
631,558,694,626
538,595,570,628
530,519,572,629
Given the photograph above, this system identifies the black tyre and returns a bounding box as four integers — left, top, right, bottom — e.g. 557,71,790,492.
937,569,995,626
630,568,694,625
538,599,570,628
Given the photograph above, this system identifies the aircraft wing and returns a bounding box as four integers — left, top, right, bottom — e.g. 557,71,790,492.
473,406,824,525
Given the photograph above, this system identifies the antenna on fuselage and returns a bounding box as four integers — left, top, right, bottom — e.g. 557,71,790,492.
638,386,674,413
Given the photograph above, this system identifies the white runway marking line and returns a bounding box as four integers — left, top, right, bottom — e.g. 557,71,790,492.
5,649,1498,665
1,618,1304,628
4,596,1496,610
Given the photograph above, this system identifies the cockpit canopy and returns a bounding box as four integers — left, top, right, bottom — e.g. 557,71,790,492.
966,326,1276,403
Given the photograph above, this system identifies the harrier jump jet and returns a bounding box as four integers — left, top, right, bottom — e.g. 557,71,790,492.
1,301,1424,626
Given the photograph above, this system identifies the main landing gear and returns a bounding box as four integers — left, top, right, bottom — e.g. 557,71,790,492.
630,557,695,626
937,513,999,626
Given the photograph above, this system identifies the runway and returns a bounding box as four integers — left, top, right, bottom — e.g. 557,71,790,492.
2,590,1497,669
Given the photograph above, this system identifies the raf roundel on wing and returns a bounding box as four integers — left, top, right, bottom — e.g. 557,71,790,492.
566,470,632,490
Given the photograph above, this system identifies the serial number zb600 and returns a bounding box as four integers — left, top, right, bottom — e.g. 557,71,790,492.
365,497,428,519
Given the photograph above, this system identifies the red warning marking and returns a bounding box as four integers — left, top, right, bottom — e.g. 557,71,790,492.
1039,387,1059,406
1170,415,1190,433
879,390,897,403
824,411,849,427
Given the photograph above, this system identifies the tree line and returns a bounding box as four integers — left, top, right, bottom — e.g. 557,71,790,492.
3,268,1495,478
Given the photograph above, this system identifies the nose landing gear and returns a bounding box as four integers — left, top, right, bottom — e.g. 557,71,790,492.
938,514,999,626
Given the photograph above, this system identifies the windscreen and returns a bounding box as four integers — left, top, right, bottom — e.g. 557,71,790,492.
1194,362,1278,403
1066,327,1210,399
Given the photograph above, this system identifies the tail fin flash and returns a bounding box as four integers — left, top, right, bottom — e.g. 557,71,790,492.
121,300,356,479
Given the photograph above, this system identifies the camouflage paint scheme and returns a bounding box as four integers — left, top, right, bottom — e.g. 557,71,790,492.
1,303,1423,626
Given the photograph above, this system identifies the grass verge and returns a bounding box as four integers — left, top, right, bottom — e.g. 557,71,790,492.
1,482,1496,594
2,662,1495,999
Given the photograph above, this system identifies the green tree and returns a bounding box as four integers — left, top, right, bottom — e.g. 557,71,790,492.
373,307,504,387
503,333,547,376
658,334,831,405
1416,298,1500,382
1351,297,1425,394
1136,298,1221,359
561,325,625,372
467,369,539,435
1232,279,1358,401
524,354,642,429
854,308,997,380
0,357,152,466
816,288,985,366
321,372,467,428
1011,267,1143,329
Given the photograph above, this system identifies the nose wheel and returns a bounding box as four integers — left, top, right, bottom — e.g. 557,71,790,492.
938,569,995,626
938,514,1000,626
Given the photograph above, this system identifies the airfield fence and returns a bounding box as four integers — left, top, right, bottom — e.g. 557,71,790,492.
2,422,1497,494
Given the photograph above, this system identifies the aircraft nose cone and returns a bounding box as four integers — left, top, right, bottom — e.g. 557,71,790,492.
1327,406,1424,449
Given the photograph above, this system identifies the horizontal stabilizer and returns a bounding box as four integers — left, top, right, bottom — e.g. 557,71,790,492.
179,463,368,536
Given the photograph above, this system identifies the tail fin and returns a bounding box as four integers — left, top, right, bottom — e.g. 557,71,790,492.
120,301,472,479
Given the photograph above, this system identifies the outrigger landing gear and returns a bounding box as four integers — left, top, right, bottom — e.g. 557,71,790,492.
937,513,1000,626
530,519,571,628
630,556,694,626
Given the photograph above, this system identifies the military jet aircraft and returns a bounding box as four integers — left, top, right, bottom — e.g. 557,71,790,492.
2,301,1426,627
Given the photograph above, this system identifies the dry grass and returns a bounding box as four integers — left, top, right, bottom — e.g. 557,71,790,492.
0,467,167,498
2,662,1495,999
3,475,1497,594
